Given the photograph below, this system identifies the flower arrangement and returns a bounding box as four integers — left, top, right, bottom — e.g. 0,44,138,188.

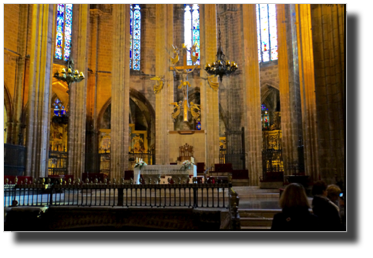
134,158,147,170
180,160,194,171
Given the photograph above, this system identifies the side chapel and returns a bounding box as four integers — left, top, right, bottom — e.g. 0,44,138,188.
3,4,346,187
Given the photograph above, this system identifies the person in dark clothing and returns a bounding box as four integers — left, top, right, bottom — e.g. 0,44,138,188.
312,180,344,231
271,183,319,231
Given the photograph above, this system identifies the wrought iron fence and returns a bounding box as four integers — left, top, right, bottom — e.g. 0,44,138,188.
262,130,283,174
4,177,234,209
219,148,226,164
48,150,68,175
226,152,245,170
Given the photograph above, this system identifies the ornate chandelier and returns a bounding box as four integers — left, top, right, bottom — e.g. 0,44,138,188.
54,60,85,94
53,59,85,118
204,19,238,82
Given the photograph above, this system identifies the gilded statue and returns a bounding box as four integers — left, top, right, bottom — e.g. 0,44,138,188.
170,101,182,122
189,42,199,64
169,45,179,65
189,102,201,121
150,75,165,94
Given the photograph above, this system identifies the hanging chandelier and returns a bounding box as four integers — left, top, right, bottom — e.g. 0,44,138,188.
54,60,85,93
204,18,238,81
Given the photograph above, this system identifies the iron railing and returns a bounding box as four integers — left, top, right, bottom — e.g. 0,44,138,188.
262,130,284,176
4,177,235,210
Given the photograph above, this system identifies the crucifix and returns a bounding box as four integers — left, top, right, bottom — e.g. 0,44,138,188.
169,43,200,122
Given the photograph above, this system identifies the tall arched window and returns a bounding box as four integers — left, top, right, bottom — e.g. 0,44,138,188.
184,4,200,65
55,4,73,61
130,4,141,70
256,4,278,63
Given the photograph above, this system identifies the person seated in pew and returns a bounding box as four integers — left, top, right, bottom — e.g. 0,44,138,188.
271,183,320,231
312,180,344,231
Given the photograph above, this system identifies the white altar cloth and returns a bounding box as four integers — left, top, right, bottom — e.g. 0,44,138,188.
133,165,197,184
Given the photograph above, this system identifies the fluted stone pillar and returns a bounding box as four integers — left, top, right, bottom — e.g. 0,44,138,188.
110,4,130,180
68,4,90,180
26,4,55,178
242,4,262,185
11,5,29,145
155,4,174,165
200,4,220,169
311,4,345,184
277,4,303,176
295,4,319,181
85,8,102,173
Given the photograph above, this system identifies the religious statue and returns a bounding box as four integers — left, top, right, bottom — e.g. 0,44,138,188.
169,45,179,65
170,101,182,122
169,43,200,123
189,102,201,121
132,134,145,153
150,75,165,94
189,42,199,64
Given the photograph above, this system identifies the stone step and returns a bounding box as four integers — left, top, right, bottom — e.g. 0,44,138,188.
241,226,271,231
240,217,273,227
238,209,279,229
238,209,280,218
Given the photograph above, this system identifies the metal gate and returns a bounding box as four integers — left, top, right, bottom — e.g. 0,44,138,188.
262,130,283,180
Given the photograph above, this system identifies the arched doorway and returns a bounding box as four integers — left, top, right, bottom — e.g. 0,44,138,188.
97,89,155,175
261,85,283,181
48,94,68,176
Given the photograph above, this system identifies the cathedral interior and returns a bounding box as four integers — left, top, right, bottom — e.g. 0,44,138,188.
3,4,345,197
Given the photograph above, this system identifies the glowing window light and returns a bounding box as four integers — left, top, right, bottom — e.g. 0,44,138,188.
184,4,200,65
55,4,73,61
256,4,278,63
130,4,141,71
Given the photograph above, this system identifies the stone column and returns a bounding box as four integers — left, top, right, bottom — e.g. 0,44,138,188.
200,4,220,169
68,4,90,180
26,4,55,178
276,4,303,176
311,4,345,184
295,4,319,181
155,4,174,165
219,5,245,169
11,5,29,145
85,8,102,173
111,4,130,180
242,4,262,185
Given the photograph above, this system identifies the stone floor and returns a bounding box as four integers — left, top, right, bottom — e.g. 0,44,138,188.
232,186,313,210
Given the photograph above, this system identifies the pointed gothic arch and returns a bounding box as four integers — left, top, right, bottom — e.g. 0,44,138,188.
261,84,280,129
97,89,156,148
4,85,13,143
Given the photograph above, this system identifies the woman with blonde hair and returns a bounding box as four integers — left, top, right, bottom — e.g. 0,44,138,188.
271,183,319,231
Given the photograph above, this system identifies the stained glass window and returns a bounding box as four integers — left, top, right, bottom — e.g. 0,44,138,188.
55,4,73,61
184,4,200,65
261,104,270,129
256,4,278,63
130,4,141,71
53,98,66,117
